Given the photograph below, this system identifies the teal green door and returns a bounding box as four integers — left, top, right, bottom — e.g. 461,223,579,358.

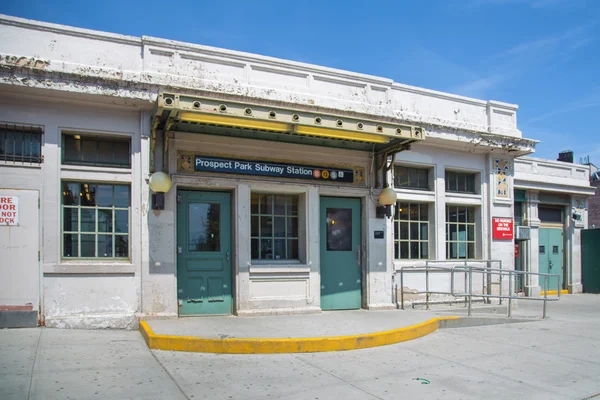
538,228,563,292
320,197,362,310
177,191,232,315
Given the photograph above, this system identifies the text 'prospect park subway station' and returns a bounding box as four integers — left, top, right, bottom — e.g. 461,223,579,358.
0,15,595,329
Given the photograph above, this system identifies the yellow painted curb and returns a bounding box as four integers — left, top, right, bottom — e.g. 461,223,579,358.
540,289,568,296
139,316,460,354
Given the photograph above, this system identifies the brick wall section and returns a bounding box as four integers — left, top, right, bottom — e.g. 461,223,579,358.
589,181,600,228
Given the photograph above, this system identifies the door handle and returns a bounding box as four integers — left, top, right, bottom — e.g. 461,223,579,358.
356,246,361,265
177,246,182,254
226,251,230,262
549,260,553,269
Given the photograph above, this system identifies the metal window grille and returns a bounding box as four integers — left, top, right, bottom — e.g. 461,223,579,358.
0,126,43,163
394,202,430,259
250,194,299,260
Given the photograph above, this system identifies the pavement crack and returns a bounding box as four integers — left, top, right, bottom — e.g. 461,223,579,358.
27,328,43,400
294,355,384,400
148,349,191,400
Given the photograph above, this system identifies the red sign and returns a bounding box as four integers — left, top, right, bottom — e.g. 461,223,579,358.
514,243,519,259
492,217,513,240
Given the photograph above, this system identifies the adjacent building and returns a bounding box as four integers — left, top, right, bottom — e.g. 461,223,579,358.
0,15,594,329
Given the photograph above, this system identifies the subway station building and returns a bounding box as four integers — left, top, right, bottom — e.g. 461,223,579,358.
0,15,595,329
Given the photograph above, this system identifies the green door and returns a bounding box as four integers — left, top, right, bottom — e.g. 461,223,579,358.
320,197,362,310
538,228,563,292
582,228,600,293
177,191,232,315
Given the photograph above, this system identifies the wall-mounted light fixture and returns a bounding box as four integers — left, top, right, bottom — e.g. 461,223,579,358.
377,186,397,218
149,171,173,211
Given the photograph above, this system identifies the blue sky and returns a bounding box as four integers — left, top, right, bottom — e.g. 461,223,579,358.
2,0,599,165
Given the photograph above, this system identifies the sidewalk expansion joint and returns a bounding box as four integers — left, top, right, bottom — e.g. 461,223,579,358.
139,316,460,354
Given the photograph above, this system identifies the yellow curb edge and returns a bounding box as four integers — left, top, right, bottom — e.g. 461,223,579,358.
139,316,460,354
540,289,568,296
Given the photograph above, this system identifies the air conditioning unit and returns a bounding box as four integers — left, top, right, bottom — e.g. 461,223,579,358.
516,226,531,240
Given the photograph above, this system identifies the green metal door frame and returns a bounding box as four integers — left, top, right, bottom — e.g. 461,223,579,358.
177,190,233,315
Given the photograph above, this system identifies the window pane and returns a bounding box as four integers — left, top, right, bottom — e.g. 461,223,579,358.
326,208,352,251
421,242,429,259
468,243,475,259
98,209,113,233
260,195,272,214
457,175,466,192
251,239,259,259
113,141,130,166
409,204,419,220
400,242,409,259
114,186,130,208
419,204,429,221
446,172,455,191
458,243,467,259
420,223,428,241
394,220,399,238
81,139,97,163
97,235,113,257
63,234,78,257
260,239,273,259
273,239,286,260
274,217,286,237
62,182,79,206
448,207,457,223
466,175,475,193
410,222,419,240
467,224,475,241
410,242,419,259
81,234,95,257
81,184,96,206
96,185,113,207
287,196,298,216
449,242,457,259
458,208,467,223
251,216,259,236
409,168,419,188
399,204,409,220
287,217,298,238
287,239,298,259
260,216,273,237
188,203,220,252
400,222,408,240
394,241,399,259
63,134,130,168
80,209,95,232
458,224,467,241
274,196,286,215
251,193,259,214
449,224,458,241
467,207,475,223
115,210,128,233
115,236,128,257
418,169,428,189
63,208,78,232
395,167,409,187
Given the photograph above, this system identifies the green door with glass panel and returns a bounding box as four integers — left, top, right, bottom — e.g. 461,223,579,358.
320,197,362,310
538,228,563,291
177,191,232,315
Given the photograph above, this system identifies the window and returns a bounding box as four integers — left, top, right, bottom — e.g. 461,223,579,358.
538,206,562,223
446,205,476,259
394,166,429,190
445,171,476,194
62,133,130,168
0,126,42,163
62,182,130,259
250,194,299,260
394,202,429,259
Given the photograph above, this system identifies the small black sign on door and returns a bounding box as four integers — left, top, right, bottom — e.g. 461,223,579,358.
374,230,384,239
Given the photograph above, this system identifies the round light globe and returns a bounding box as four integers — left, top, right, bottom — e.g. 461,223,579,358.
378,187,397,206
149,171,172,193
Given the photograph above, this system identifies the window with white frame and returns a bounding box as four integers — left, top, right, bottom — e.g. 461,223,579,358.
250,193,299,260
62,133,130,168
62,182,130,259
446,205,476,259
394,202,430,259
394,166,430,190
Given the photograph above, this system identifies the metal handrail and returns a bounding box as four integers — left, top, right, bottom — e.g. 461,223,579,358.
395,264,560,319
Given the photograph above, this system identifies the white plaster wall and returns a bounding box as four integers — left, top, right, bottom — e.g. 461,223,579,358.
0,91,147,328
0,14,531,143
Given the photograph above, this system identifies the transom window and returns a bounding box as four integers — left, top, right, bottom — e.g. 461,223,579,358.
251,194,299,260
394,202,429,259
62,182,130,259
0,126,42,163
62,133,130,168
446,171,476,194
394,166,430,190
446,205,476,259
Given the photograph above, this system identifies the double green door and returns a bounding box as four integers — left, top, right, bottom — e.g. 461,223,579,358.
320,197,362,310
177,191,232,315
538,228,563,292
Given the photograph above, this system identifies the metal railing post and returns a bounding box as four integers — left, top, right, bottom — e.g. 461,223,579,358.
464,270,468,307
543,275,548,319
507,270,512,318
468,266,473,317
400,269,404,310
425,267,430,310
